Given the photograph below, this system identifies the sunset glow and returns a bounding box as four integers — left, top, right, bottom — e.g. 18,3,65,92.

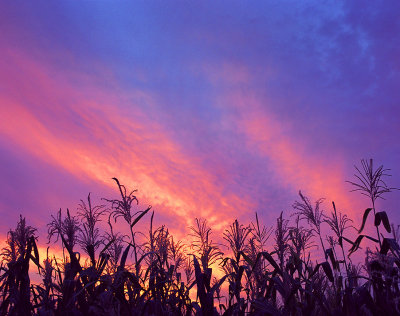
0,0,398,268
1,2,399,239
2,2,400,315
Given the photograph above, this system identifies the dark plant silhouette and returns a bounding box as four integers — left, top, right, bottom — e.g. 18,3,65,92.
293,191,326,257
77,193,106,265
0,160,399,315
347,159,398,246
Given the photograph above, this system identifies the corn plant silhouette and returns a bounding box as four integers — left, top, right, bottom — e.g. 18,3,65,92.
0,161,399,315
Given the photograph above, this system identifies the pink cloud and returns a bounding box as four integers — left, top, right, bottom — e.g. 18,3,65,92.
0,50,255,242
196,62,366,224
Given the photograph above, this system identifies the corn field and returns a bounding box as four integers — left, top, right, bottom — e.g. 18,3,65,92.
1,159,399,316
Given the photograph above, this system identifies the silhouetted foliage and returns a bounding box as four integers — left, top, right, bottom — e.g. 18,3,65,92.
0,159,399,315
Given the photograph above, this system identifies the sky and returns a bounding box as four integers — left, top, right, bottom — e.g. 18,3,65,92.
0,1,399,250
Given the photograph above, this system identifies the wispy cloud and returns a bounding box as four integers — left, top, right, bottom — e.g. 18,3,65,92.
0,1,399,244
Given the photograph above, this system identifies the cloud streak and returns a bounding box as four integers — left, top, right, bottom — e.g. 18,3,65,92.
0,1,399,248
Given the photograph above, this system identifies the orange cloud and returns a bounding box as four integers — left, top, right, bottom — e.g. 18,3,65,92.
196,63,365,223
0,50,254,242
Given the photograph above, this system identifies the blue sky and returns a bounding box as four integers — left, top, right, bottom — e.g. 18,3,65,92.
0,1,399,247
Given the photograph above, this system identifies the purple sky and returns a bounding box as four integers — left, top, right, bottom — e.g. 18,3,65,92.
0,1,399,251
